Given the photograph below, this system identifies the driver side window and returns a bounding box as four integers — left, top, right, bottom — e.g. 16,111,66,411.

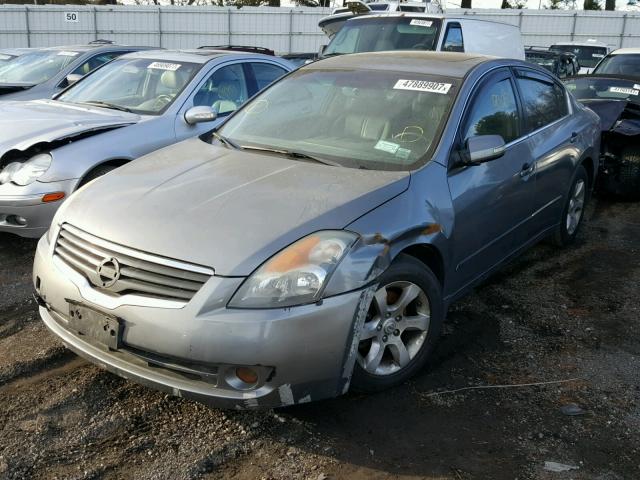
193,64,249,116
463,77,520,144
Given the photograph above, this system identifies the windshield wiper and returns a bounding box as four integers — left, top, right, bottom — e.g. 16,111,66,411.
82,101,133,113
212,131,241,150
240,145,341,167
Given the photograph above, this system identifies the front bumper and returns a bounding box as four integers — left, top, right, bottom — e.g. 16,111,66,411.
0,179,78,238
34,234,367,409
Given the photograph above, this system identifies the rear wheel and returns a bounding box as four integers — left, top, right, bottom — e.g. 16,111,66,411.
351,254,444,393
554,165,588,247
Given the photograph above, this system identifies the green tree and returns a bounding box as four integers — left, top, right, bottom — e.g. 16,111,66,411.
605,0,615,9
461,0,472,7
584,0,602,9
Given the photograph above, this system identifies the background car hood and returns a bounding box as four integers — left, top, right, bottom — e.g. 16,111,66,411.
61,137,410,276
0,100,139,158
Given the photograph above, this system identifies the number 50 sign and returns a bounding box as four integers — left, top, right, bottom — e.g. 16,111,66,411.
64,12,79,23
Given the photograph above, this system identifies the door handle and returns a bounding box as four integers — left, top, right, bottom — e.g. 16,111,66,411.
520,162,535,177
570,132,578,143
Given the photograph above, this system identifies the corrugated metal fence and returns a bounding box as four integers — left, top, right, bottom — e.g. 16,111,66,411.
1,5,640,54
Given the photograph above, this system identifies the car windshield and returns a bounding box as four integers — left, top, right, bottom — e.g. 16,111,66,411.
593,53,640,76
563,77,640,104
218,68,458,171
0,49,80,85
550,45,607,68
323,17,442,56
58,57,200,115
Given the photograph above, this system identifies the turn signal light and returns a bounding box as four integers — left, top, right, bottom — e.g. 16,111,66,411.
235,367,259,385
42,192,65,203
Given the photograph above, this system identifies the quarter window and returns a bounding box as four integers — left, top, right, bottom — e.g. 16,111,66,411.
516,77,568,132
463,78,520,144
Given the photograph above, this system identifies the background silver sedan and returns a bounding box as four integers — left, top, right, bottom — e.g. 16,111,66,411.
34,52,600,409
0,49,293,238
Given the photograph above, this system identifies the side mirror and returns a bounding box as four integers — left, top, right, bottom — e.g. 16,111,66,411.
184,106,217,125
65,73,83,87
465,135,506,165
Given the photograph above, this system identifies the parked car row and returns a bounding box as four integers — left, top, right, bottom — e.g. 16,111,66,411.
0,18,628,409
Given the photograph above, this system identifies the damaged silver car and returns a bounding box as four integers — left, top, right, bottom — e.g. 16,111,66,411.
34,52,600,409
0,49,292,237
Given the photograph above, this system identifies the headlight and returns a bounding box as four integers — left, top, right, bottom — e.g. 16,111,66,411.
0,153,52,186
229,230,358,308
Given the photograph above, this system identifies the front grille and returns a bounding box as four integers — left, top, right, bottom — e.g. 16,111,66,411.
54,224,213,302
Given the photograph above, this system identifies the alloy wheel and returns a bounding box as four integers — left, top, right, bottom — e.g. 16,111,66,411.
357,281,430,376
566,178,586,236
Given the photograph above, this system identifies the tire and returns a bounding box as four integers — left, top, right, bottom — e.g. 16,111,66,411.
553,165,588,247
350,254,444,393
616,147,640,199
77,164,119,189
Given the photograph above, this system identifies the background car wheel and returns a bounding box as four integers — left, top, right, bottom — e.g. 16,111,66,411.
78,164,119,188
553,165,588,247
616,146,640,199
350,254,444,393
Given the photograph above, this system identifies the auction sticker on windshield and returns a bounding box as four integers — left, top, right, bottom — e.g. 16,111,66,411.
147,62,182,71
609,86,639,96
410,19,432,27
394,79,451,94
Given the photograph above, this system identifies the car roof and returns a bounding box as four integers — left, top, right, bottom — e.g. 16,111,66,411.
118,49,277,64
609,47,640,55
347,12,515,27
37,44,150,53
309,51,494,79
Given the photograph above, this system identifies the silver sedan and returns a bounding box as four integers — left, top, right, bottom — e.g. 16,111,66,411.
34,52,600,409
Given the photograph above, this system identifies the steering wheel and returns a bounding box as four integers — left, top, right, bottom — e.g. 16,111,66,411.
153,94,174,110
393,126,426,144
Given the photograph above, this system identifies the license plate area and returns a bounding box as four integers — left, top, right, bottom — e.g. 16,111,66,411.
67,301,122,350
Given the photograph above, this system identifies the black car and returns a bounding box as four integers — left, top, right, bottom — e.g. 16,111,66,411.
525,47,579,79
564,74,640,197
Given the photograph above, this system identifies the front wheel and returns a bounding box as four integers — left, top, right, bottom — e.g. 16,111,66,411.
350,254,444,393
553,165,588,247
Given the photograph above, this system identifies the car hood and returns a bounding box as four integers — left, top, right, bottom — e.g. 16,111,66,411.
581,99,639,132
0,100,140,158
60,138,410,276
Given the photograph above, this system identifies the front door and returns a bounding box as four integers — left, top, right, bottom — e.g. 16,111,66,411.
447,68,536,292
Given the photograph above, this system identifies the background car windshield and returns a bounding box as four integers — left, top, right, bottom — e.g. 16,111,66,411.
593,54,640,76
219,68,457,171
58,58,199,114
0,50,79,85
323,18,442,56
551,45,607,68
564,77,640,103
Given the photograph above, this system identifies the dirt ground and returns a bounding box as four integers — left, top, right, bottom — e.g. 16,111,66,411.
0,196,638,480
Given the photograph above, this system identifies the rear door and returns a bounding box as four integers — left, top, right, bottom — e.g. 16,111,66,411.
513,68,578,236
448,68,536,290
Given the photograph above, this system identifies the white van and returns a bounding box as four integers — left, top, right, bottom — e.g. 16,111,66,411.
320,13,525,60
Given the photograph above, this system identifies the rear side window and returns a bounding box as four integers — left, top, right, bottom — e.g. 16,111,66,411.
516,76,568,132
463,78,520,144
249,62,288,91
442,23,464,53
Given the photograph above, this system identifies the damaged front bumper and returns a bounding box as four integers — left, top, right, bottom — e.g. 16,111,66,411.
34,234,369,409
0,179,77,238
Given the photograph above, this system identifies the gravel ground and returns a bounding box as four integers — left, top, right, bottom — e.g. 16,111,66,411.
0,196,638,480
